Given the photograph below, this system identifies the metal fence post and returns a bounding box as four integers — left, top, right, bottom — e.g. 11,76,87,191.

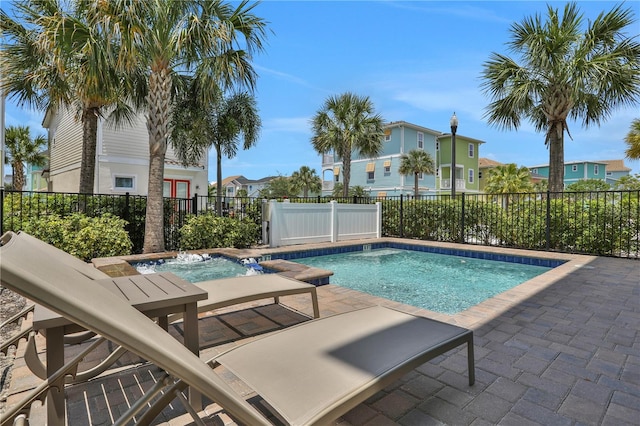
124,192,130,223
460,193,465,243
192,193,198,215
0,188,4,233
399,194,404,238
545,190,551,251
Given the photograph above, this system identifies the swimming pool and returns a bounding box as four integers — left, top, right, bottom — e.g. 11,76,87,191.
132,252,263,282
129,242,565,315
294,248,553,314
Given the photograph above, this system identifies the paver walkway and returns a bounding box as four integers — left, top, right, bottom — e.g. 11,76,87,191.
5,255,639,425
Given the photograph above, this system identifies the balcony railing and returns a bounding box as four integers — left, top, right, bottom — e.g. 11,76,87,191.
322,154,334,166
322,181,335,191
440,178,466,191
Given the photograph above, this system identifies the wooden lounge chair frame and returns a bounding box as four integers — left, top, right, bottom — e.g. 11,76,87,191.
1,231,474,426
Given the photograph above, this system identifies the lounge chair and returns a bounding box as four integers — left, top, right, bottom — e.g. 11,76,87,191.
172,273,320,321
10,231,320,319
0,231,474,426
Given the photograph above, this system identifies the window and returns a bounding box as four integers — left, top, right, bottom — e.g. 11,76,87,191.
417,132,424,149
418,172,423,180
594,165,599,175
366,162,375,181
469,169,474,183
468,143,474,158
335,174,339,182
531,168,538,174
114,175,135,191
383,160,391,174
384,128,392,142
606,171,612,176
572,165,578,172
227,186,234,194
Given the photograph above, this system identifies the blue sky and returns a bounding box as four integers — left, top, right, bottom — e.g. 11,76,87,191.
4,0,639,182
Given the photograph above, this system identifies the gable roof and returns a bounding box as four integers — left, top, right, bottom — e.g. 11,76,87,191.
598,159,631,172
479,158,503,168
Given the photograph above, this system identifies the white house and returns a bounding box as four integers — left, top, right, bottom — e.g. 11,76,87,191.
43,106,209,197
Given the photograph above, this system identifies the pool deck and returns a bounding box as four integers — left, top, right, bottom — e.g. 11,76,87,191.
4,239,639,425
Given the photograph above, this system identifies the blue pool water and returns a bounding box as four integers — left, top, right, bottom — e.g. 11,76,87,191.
133,253,261,282
294,248,552,314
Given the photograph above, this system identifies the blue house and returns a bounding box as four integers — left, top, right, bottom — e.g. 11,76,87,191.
527,159,631,188
600,159,633,186
321,121,484,197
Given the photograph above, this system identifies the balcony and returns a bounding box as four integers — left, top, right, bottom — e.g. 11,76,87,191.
322,181,335,191
440,178,466,191
322,154,334,167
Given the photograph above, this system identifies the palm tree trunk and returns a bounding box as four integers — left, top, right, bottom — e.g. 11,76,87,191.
548,122,565,194
79,107,99,194
414,173,419,198
342,152,352,197
143,68,171,253
216,148,223,216
12,162,24,190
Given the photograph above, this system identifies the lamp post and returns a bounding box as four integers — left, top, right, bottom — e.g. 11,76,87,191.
450,112,458,198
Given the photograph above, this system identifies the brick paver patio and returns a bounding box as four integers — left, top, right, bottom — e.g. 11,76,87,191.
3,247,639,425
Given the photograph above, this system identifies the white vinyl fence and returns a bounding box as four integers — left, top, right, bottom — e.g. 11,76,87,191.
266,200,382,247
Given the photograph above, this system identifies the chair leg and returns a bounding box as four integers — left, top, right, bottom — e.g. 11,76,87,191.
467,336,475,386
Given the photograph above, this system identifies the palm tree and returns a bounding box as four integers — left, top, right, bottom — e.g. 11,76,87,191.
485,163,533,209
481,3,640,193
171,90,261,216
106,0,267,253
4,126,47,190
311,92,385,197
1,0,135,194
259,176,296,198
291,166,321,197
624,118,640,159
398,149,435,198
566,179,611,192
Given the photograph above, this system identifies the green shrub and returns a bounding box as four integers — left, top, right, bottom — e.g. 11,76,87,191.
179,214,260,250
21,213,133,261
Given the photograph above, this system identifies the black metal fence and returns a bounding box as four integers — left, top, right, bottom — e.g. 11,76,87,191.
2,189,638,258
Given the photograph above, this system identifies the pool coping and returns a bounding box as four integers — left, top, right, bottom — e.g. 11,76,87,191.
92,238,596,329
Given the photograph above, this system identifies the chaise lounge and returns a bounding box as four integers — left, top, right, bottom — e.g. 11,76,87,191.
10,231,320,320
0,231,474,425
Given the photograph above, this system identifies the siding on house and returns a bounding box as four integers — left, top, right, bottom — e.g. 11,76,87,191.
49,109,82,176
44,107,208,195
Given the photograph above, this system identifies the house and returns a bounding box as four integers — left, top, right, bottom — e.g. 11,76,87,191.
25,150,50,191
478,158,503,192
43,106,208,197
600,159,632,186
478,158,547,192
526,160,631,188
321,120,484,197
216,175,277,198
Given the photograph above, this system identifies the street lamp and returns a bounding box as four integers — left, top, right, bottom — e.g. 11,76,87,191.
450,112,458,198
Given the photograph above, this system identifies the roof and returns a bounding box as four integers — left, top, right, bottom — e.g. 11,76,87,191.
478,158,503,168
385,121,442,136
217,175,279,186
528,160,609,168
598,159,631,172
219,175,243,186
